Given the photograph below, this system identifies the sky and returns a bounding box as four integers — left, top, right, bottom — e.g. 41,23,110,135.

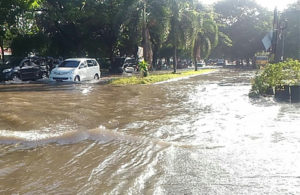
199,0,298,11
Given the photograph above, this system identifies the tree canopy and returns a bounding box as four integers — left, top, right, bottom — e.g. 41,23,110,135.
2,0,299,68
213,0,273,61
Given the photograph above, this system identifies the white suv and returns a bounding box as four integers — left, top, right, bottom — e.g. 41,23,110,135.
50,58,101,82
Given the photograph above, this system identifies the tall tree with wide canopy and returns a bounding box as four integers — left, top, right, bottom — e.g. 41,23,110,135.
36,0,137,58
147,0,170,68
214,0,272,63
281,1,300,60
167,0,193,73
0,0,39,63
191,11,219,71
126,0,170,67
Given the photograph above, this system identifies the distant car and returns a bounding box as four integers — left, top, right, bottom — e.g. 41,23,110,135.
110,57,125,74
216,59,226,66
196,60,206,67
123,64,135,73
255,56,268,68
49,58,101,82
1,58,47,81
207,59,218,65
122,57,138,73
160,63,169,70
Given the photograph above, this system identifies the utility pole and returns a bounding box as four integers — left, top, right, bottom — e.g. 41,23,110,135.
279,19,288,61
297,7,300,60
272,8,279,63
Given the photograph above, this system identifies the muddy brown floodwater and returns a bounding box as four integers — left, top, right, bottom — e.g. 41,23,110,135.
1,69,300,194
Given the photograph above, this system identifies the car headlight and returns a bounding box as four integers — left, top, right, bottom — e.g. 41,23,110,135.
50,71,57,75
2,68,12,73
67,70,74,75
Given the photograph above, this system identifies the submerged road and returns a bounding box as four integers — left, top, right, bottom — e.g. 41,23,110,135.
0,69,300,194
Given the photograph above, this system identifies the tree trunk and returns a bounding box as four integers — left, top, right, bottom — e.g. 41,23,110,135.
142,1,153,67
193,38,201,71
173,46,177,73
152,46,158,70
193,45,201,71
0,37,4,65
166,57,170,67
194,56,198,71
143,26,153,64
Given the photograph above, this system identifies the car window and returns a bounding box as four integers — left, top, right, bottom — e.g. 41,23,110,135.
79,61,88,69
92,60,98,66
59,61,80,68
22,60,31,67
87,60,94,67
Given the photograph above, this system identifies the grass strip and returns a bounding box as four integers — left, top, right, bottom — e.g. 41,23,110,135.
109,69,215,85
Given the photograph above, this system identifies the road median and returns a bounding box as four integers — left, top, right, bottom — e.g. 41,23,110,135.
109,69,216,85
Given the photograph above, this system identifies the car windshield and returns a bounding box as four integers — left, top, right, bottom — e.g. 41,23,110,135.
125,59,136,64
59,61,80,68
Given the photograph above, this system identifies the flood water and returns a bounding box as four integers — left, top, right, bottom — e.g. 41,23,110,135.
1,69,300,194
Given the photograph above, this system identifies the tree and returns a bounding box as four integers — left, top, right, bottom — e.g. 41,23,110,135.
125,0,170,68
36,0,137,58
167,0,193,73
0,0,38,63
281,1,300,60
214,0,272,63
192,11,219,71
147,0,170,68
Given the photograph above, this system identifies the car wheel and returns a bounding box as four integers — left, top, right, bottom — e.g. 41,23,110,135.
12,74,19,81
74,76,80,82
94,74,99,80
41,72,48,79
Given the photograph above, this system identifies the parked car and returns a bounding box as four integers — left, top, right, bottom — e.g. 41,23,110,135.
255,56,268,68
122,57,138,73
1,57,48,81
216,59,226,66
196,60,206,67
1,57,22,81
110,57,125,74
49,58,101,82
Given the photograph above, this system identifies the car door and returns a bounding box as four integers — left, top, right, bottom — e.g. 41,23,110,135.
92,60,100,77
95,60,101,76
86,60,94,80
78,60,88,81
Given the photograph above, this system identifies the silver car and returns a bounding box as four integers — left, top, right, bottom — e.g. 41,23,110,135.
50,58,101,82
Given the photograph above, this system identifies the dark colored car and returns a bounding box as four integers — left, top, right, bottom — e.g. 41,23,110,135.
109,57,125,74
122,57,138,73
1,57,49,81
0,57,23,81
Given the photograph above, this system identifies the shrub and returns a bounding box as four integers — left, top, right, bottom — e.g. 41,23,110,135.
250,59,300,96
138,60,149,77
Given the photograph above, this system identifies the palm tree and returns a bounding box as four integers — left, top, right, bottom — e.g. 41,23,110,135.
167,0,192,73
192,12,219,71
125,0,169,68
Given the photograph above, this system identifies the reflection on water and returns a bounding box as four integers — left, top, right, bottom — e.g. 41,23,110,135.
1,69,300,194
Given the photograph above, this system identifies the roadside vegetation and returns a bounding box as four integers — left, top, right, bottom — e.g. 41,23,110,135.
250,59,300,96
110,69,215,85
